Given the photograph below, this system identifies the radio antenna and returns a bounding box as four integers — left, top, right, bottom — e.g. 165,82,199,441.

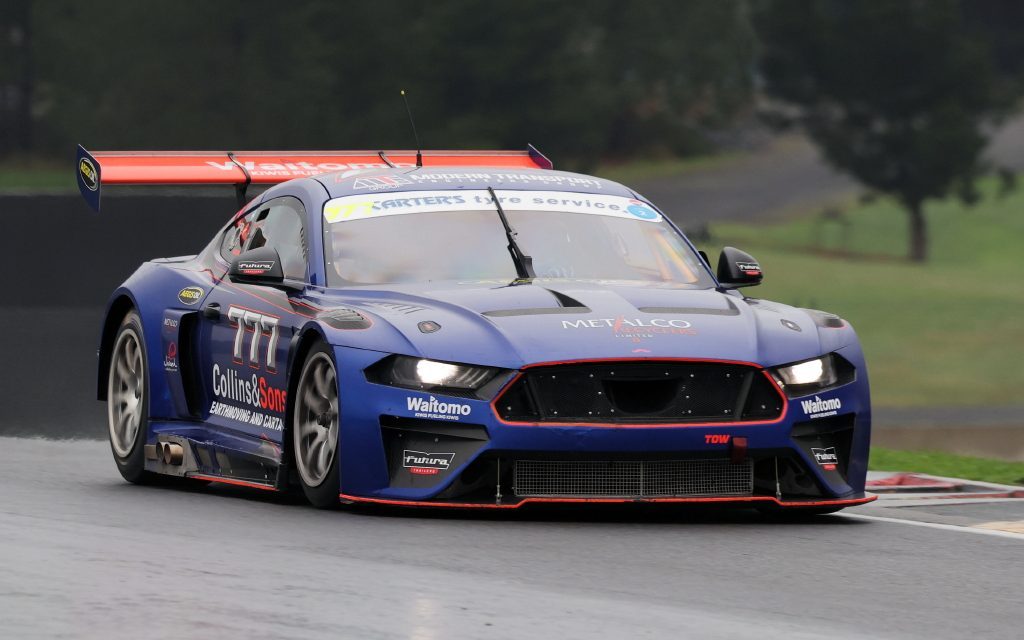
400,90,423,167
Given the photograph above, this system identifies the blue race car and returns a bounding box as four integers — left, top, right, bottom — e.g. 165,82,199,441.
81,145,874,512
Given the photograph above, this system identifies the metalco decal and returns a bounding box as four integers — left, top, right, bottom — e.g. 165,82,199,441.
561,317,697,342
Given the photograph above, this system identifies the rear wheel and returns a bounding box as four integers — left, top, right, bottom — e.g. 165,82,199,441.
292,343,341,508
107,311,152,484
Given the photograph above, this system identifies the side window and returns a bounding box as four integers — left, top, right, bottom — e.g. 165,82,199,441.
220,197,308,281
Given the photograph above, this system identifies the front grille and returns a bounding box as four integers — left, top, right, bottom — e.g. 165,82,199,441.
496,362,783,424
513,459,753,498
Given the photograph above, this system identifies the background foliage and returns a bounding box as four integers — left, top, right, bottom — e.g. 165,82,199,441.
5,0,755,168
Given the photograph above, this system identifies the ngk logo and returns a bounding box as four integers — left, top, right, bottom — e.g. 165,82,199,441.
705,434,731,444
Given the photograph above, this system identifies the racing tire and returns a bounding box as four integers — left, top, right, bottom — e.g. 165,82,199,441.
107,310,154,484
292,342,341,508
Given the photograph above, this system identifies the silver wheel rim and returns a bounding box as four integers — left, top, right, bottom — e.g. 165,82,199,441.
293,352,339,487
108,327,144,458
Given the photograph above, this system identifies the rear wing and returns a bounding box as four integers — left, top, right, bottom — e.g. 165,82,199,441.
75,144,553,212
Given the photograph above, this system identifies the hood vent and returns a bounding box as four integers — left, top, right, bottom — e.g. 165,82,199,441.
319,308,372,330
483,287,590,318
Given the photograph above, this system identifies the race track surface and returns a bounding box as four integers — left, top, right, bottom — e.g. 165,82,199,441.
2,437,1021,639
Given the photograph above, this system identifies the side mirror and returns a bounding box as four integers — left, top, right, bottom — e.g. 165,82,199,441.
716,246,762,288
229,247,285,285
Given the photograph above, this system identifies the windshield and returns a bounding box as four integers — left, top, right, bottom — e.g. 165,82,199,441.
322,189,712,287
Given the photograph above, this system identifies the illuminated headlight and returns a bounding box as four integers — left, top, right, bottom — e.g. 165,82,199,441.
367,355,505,397
771,355,839,396
391,357,495,389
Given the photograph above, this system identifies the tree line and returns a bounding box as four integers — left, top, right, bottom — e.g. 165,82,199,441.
2,0,1022,260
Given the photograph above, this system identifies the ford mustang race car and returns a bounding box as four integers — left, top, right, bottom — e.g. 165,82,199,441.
80,145,874,512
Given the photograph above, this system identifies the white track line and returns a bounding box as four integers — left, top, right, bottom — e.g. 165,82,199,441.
841,512,1024,541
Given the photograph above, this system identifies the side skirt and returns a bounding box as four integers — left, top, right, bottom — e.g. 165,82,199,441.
144,420,284,491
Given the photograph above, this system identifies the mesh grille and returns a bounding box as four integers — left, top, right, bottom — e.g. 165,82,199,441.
513,459,753,498
496,362,783,424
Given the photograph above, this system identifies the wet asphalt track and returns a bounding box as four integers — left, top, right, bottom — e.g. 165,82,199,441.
2,436,1022,640
5,130,1024,638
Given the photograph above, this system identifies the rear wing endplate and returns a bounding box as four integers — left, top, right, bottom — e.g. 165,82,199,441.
76,144,552,212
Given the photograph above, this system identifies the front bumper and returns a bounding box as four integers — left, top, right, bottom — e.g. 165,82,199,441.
335,347,873,508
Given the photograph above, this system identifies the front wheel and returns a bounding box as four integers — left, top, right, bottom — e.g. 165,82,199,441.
292,343,341,508
107,310,152,484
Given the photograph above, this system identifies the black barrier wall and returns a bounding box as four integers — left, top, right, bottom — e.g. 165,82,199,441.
2,194,241,437
3,194,238,305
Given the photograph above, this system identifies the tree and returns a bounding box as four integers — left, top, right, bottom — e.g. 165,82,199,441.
0,0,33,156
21,0,756,169
755,0,1020,262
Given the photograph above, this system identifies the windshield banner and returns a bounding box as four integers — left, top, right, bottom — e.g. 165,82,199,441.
323,190,662,224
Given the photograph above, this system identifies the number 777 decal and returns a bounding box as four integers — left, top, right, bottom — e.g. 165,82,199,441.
228,306,281,371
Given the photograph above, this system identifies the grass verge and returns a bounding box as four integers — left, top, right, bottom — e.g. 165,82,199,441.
870,447,1024,486
0,161,72,191
710,177,1024,407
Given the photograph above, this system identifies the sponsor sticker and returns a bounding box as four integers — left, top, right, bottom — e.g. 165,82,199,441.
323,190,663,224
560,316,696,342
406,395,471,421
205,159,399,178
238,260,275,275
79,158,99,191
177,286,205,305
812,447,839,470
800,395,842,419
626,199,659,220
736,261,761,276
210,364,288,430
164,342,178,372
352,175,413,190
403,449,455,475
398,172,602,189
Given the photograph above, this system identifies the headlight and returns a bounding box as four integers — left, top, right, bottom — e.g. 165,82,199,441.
365,355,507,398
390,357,495,389
771,355,841,397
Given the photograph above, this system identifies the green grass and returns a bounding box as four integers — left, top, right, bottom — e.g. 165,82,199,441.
711,178,1024,407
0,161,72,190
870,447,1024,486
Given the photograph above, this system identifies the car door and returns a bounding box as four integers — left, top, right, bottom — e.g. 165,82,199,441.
196,196,310,446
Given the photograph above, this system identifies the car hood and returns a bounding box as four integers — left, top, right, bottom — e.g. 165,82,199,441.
313,280,852,370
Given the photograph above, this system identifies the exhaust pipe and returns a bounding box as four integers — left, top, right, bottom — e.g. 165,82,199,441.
159,442,184,465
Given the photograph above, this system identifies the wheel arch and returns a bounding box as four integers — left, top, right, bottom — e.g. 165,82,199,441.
279,322,333,489
97,293,138,401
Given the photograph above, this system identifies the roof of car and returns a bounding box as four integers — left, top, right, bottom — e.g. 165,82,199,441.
316,166,636,199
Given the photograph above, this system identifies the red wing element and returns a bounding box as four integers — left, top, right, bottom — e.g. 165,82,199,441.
75,145,553,212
